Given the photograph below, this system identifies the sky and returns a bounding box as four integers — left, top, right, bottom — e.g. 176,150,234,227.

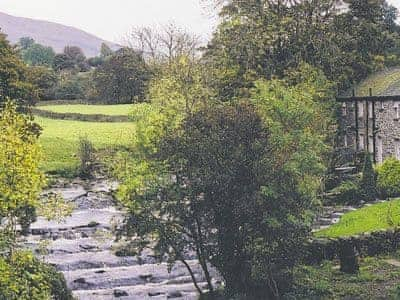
1,0,400,45
0,0,218,44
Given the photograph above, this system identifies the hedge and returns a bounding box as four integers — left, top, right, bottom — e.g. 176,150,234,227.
31,107,131,123
305,228,400,265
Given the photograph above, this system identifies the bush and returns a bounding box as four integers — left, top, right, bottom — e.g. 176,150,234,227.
54,74,84,100
330,180,362,205
376,157,400,198
0,251,73,300
77,137,95,178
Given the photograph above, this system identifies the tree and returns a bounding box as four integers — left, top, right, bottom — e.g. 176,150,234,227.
54,46,88,71
204,0,400,98
53,53,74,71
0,101,73,299
92,48,151,103
26,66,58,100
18,37,35,50
20,40,55,67
0,33,37,107
126,23,201,64
116,64,334,298
118,99,327,297
100,42,113,58
0,101,44,249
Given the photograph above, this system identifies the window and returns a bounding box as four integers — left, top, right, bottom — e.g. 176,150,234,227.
359,134,364,150
358,102,364,118
368,102,373,118
342,102,347,116
368,136,374,153
394,102,400,119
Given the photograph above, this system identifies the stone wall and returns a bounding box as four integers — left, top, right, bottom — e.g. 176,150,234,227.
338,96,400,164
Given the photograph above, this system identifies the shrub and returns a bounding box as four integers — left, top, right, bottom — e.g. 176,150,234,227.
0,251,73,300
54,75,84,100
330,180,362,205
360,153,377,201
77,137,95,178
376,157,400,198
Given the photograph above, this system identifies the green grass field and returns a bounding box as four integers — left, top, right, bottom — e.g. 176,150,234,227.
37,104,134,116
315,199,400,238
36,116,136,175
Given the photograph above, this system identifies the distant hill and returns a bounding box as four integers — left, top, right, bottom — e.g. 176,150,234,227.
342,67,400,97
0,11,120,57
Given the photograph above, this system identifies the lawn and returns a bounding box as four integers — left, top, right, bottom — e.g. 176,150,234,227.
315,199,400,238
288,255,400,299
37,104,134,116
36,116,136,175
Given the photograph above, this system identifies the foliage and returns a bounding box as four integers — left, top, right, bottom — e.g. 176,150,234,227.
37,193,74,222
330,180,363,205
0,33,37,107
117,100,324,299
93,48,151,103
0,101,45,248
315,199,400,238
0,250,73,300
360,153,378,201
54,46,88,71
19,38,55,67
287,256,400,299
26,66,58,100
377,157,400,198
100,42,113,58
77,136,95,178
251,65,336,196
204,0,400,98
54,72,84,100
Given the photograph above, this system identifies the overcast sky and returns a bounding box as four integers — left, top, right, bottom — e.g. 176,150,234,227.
0,0,218,44
0,0,399,44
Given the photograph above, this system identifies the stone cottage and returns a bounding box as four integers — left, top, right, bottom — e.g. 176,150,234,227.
337,94,400,164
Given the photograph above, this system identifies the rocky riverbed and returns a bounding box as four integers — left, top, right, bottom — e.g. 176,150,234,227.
22,178,219,300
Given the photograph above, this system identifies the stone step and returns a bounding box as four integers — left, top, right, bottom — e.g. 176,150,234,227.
30,208,124,234
46,250,157,271
25,237,114,254
72,282,204,300
63,261,213,291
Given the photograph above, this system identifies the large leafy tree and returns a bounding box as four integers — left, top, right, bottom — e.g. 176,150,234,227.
116,63,334,297
93,48,151,103
19,38,56,67
0,101,73,300
0,33,37,107
204,0,400,99
54,46,88,71
0,101,44,248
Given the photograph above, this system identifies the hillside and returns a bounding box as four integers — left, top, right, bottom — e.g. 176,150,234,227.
0,11,119,57
344,67,400,97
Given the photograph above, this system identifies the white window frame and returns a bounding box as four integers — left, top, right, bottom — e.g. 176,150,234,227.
358,102,364,118
342,102,347,116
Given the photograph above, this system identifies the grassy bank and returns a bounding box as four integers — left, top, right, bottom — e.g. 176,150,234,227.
315,199,400,238
288,255,400,299
36,116,135,175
